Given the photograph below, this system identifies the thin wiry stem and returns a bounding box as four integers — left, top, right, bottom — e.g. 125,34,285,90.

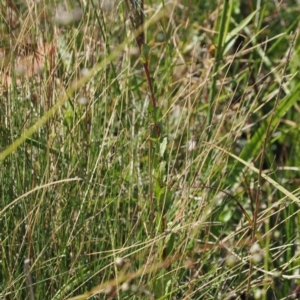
124,0,160,136
125,0,145,47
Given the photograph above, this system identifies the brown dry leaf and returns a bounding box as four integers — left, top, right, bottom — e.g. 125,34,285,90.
0,40,56,93
16,41,56,77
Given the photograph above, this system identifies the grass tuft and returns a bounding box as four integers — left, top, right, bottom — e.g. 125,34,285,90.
1,1,300,299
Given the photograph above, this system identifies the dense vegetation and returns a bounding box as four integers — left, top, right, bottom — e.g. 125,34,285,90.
1,0,300,299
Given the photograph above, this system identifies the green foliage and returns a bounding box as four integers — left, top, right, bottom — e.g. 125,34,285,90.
1,1,300,300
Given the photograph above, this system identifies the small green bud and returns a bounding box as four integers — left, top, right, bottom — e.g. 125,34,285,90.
156,30,166,42
140,43,150,63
